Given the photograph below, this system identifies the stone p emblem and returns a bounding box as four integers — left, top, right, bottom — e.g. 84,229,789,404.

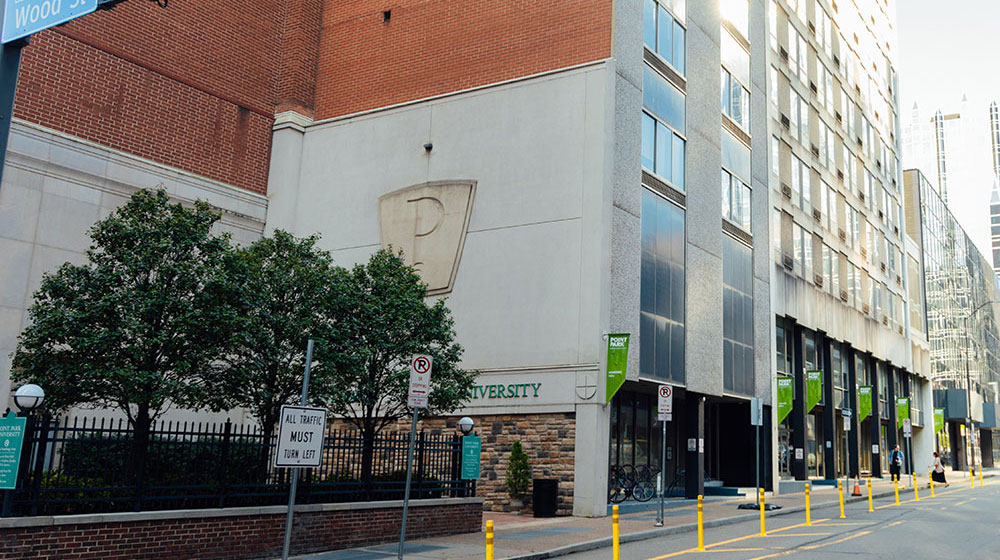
378,180,476,295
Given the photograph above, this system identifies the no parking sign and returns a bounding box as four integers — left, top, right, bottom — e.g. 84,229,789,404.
657,385,673,422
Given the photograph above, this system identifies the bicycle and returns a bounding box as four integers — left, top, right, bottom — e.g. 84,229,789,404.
608,464,657,503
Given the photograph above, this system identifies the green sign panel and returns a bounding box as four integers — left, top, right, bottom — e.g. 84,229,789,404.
896,397,910,429
461,435,481,480
806,370,822,413
0,412,26,490
776,376,794,424
858,386,872,422
605,333,630,404
934,408,945,434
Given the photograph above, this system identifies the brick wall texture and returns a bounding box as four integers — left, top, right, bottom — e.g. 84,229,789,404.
313,0,613,119
0,501,481,560
12,0,325,195
363,412,577,515
12,1,611,194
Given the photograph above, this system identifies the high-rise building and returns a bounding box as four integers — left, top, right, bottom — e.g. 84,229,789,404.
767,0,932,481
265,0,774,514
989,102,1000,276
904,168,1000,469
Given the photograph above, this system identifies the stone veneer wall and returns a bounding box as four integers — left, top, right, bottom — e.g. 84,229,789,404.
342,412,577,515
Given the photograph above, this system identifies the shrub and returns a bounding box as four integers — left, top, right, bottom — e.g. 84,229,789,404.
506,441,531,497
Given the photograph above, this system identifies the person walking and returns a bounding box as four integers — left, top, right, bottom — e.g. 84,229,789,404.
889,444,904,484
932,451,949,487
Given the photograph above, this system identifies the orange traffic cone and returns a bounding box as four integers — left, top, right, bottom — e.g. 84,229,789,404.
852,478,862,496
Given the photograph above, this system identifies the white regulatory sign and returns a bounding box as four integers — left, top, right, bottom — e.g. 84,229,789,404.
657,385,673,421
274,405,327,468
902,418,912,437
408,354,433,408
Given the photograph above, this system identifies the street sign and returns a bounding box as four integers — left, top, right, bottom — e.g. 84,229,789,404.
902,418,912,437
408,354,433,408
0,412,26,490
657,385,674,421
842,408,852,418
844,416,851,431
460,435,481,480
274,405,327,468
750,397,763,426
3,0,97,44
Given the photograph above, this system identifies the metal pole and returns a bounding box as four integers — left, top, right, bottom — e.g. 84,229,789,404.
281,339,314,560
756,422,761,501
964,314,974,476
656,420,666,526
0,38,27,191
398,407,420,559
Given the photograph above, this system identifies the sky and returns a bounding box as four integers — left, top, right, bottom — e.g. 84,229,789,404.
896,1,1000,261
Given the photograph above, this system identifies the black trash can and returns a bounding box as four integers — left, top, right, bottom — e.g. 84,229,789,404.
532,478,559,517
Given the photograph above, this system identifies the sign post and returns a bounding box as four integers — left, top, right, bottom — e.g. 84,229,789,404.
903,418,912,476
655,384,673,527
0,411,27,510
399,354,433,560
277,340,326,560
461,435,481,480
751,397,763,502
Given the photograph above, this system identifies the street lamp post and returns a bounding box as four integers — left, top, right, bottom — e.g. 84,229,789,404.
962,300,998,476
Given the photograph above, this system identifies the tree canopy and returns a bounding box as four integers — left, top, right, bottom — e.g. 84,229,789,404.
12,189,242,428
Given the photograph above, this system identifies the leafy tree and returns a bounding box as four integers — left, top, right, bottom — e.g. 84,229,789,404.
324,249,475,495
12,189,243,481
225,230,345,442
506,441,531,497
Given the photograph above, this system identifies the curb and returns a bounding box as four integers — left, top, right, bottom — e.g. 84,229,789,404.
500,477,994,560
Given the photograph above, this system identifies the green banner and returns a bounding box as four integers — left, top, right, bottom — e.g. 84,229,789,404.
776,376,794,424
0,411,27,490
806,370,822,413
605,333,630,403
858,386,872,422
934,408,945,434
461,435,482,480
896,397,910,428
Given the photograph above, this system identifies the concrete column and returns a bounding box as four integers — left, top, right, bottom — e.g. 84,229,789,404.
820,333,836,479
869,354,882,477
791,323,807,480
685,393,705,499
846,346,860,478
572,402,611,517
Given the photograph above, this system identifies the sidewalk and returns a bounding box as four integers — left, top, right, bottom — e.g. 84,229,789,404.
288,469,996,560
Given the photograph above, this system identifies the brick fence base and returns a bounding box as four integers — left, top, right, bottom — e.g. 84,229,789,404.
0,498,483,560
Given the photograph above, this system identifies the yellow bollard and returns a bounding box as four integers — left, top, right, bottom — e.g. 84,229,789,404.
838,480,845,518
913,473,919,501
697,495,705,551
867,476,874,512
759,487,766,536
612,505,620,560
805,482,811,526
979,465,984,487
929,470,935,497
894,475,900,505
485,520,494,560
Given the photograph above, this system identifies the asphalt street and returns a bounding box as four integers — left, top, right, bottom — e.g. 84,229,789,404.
561,479,1000,559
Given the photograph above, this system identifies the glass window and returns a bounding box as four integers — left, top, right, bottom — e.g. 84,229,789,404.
721,0,749,39
722,169,752,230
721,31,750,87
722,129,751,182
721,68,750,129
644,0,686,75
640,189,686,383
723,235,754,395
642,111,686,190
643,65,686,132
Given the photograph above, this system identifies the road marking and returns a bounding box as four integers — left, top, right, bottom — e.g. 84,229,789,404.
801,530,871,549
884,521,904,528
710,548,768,552
645,521,815,559
767,532,833,537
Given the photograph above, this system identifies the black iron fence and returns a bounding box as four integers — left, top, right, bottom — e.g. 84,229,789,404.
1,414,473,517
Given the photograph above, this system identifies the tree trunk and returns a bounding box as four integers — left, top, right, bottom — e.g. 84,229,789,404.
360,425,376,501
130,404,152,511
